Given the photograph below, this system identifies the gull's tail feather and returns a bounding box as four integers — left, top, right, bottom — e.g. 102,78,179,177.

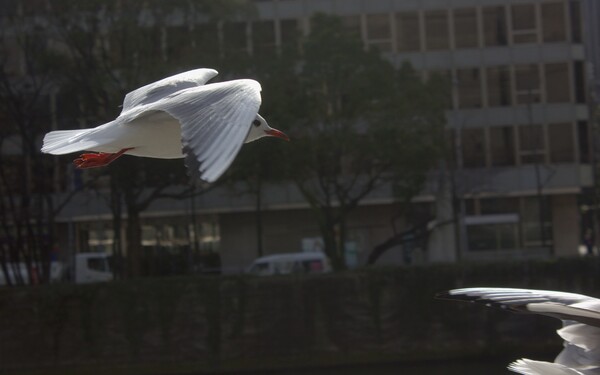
41,129,97,155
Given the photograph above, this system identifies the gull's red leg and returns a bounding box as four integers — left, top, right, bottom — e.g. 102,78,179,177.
74,148,134,169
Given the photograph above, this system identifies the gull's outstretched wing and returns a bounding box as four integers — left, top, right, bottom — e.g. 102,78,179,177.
508,359,585,375
438,287,600,327
121,68,218,113
438,287,600,375
149,79,261,183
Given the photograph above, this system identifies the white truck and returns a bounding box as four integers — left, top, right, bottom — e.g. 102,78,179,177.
246,252,332,276
0,252,113,286
71,253,113,284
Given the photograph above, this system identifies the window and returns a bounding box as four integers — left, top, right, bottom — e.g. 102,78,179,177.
252,20,276,55
486,66,511,106
457,68,482,108
280,19,301,53
521,197,552,248
366,13,392,52
396,12,421,52
248,262,269,275
195,23,220,57
87,257,109,272
467,223,518,251
453,8,478,49
548,123,574,163
578,121,590,163
515,64,541,104
1,155,21,193
480,197,519,214
167,26,193,61
542,2,567,42
341,15,362,38
462,128,486,168
545,63,570,103
569,0,582,43
483,6,507,46
457,196,555,251
466,210,520,252
87,227,114,253
1,36,24,76
511,4,538,44
518,125,545,164
107,30,129,63
573,61,585,103
425,10,449,50
465,199,477,215
445,128,457,169
490,126,515,166
222,21,248,56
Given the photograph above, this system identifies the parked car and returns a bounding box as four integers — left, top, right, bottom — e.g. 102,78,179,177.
72,252,113,284
246,252,331,276
0,253,113,286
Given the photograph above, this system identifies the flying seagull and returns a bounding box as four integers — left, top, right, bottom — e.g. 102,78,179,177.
438,287,600,375
41,68,289,183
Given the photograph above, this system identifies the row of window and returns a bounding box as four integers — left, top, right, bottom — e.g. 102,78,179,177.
363,1,580,53
103,1,582,63
189,1,581,55
465,196,552,251
81,219,220,254
431,61,585,109
176,1,581,57
3,1,585,77
449,121,588,169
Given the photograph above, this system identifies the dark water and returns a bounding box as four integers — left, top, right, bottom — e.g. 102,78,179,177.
237,358,513,375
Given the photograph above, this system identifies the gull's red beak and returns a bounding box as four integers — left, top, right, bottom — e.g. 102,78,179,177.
265,128,290,141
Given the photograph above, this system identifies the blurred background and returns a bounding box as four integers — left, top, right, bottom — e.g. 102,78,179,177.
1,0,599,373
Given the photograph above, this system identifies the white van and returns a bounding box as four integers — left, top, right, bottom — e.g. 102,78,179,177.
73,253,113,284
246,252,332,276
0,253,112,286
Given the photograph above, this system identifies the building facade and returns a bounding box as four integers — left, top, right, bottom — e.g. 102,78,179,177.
2,0,599,273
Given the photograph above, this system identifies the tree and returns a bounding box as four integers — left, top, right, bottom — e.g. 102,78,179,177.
0,4,69,285
281,14,447,270
45,0,250,277
223,48,299,258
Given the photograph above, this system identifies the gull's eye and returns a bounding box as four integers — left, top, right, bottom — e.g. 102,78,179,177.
252,119,261,127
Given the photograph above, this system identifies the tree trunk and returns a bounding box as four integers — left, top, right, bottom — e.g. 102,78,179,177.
126,208,142,278
255,177,263,257
110,178,124,279
319,212,346,271
367,234,403,265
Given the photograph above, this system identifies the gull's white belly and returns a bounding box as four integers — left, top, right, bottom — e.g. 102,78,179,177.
91,111,184,159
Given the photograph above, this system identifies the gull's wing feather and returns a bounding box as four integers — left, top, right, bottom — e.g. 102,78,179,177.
121,68,218,113
438,287,600,327
149,79,261,183
558,323,600,352
439,288,600,374
508,359,585,375
555,336,600,372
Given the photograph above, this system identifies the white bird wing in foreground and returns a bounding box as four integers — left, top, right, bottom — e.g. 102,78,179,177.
508,359,586,375
438,287,600,375
137,78,262,183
